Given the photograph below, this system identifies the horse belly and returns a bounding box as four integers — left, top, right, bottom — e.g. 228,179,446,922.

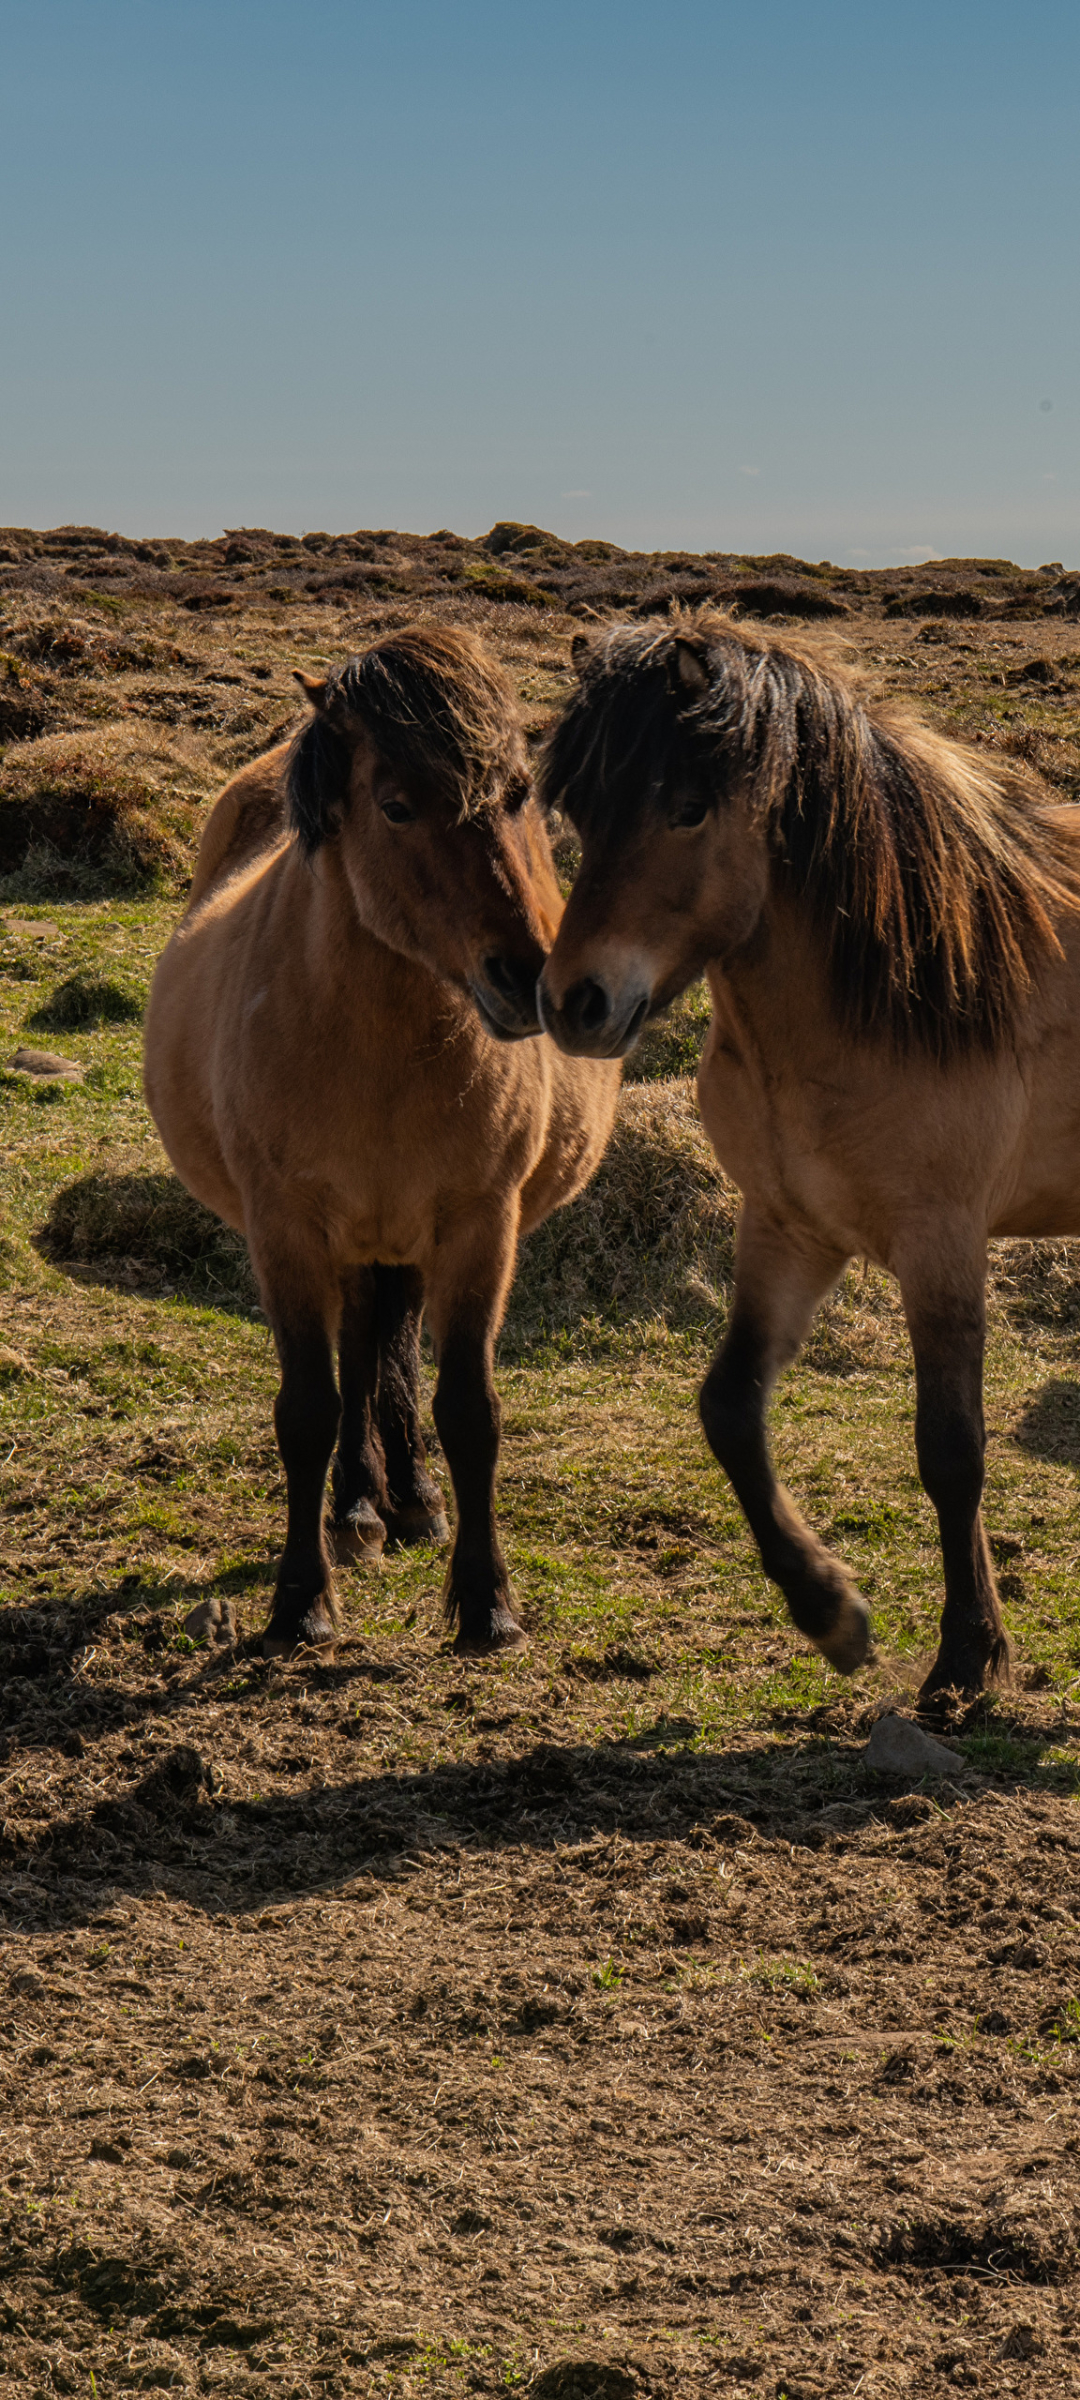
144,954,247,1234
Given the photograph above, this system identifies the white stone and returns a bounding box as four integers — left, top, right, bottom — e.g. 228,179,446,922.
864,1711,964,1778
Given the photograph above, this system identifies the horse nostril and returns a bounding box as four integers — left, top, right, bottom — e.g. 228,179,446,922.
566,977,611,1035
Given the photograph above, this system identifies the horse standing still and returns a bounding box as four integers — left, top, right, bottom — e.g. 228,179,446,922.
145,627,619,1656
537,609,1080,1701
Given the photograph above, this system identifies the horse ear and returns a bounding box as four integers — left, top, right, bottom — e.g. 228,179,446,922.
570,633,591,673
671,639,710,699
293,670,329,710
286,709,351,855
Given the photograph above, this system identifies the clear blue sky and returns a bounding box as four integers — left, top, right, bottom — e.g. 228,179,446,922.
0,0,1076,564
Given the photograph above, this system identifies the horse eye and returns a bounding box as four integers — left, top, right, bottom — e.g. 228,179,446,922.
670,794,710,830
381,796,416,826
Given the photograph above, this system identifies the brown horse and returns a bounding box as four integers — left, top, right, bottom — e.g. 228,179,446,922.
145,626,619,1656
537,608,1080,1702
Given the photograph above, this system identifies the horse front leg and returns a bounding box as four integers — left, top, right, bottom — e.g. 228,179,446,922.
253,1239,342,1655
896,1237,1010,1703
372,1265,449,1547
330,1266,390,1566
699,1207,872,1674
424,1208,524,1655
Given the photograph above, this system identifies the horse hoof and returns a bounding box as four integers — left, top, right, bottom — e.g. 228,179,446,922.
263,1603,338,1659
918,1629,1010,1710
385,1502,450,1548
330,1503,386,1567
453,1612,528,1658
816,1592,873,1676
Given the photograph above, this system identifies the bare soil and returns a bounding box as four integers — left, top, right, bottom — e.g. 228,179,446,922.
2,526,1080,2396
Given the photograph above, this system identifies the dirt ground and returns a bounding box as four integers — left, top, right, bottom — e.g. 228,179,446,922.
2,527,1080,2395
1,1610,1078,2399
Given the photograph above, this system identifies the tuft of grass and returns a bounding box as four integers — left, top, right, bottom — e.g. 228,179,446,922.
27,970,144,1030
39,1163,257,1309
746,1955,819,1997
0,725,212,897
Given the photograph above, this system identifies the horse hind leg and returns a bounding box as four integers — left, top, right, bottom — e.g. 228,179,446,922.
330,1267,391,1566
897,1238,1010,1706
699,1210,872,1675
372,1265,449,1548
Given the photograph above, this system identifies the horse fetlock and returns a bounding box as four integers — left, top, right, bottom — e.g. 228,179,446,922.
330,1499,387,1567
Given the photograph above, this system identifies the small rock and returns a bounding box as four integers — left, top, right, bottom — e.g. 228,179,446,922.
183,1595,239,1647
9,1970,45,1999
8,1045,84,1081
3,918,58,940
864,1712,964,1779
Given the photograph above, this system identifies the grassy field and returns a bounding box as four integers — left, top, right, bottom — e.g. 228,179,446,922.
2,541,1080,2396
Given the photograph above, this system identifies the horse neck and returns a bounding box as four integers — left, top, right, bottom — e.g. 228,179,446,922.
708,889,836,1065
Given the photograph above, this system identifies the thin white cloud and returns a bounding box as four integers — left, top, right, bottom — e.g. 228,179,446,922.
739,465,761,478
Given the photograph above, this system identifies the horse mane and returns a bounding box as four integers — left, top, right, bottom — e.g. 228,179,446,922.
288,624,528,854
541,607,1080,1056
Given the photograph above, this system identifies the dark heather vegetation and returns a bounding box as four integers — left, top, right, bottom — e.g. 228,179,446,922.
1,525,1080,2396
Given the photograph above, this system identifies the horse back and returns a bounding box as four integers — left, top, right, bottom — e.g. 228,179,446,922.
187,740,291,906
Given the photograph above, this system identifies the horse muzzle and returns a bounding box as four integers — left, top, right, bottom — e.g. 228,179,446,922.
536,969,651,1059
468,954,544,1041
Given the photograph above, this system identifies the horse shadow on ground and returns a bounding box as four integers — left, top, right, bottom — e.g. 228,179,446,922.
0,1724,970,1931
1011,1378,1080,1470
3,1575,1078,1928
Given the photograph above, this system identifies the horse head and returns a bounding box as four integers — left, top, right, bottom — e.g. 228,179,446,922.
536,620,770,1059
287,626,563,1039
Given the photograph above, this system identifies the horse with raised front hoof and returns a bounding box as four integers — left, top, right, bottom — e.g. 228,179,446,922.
537,608,1080,1704
145,625,620,1660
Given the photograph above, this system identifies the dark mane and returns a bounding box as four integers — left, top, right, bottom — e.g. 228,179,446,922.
541,608,1080,1056
289,624,528,853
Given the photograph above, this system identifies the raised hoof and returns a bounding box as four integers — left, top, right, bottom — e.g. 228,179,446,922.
330,1502,386,1567
815,1591,874,1676
385,1501,450,1549
453,1609,528,1658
